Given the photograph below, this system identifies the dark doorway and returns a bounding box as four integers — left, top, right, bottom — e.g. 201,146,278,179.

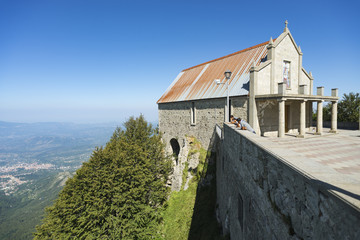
170,138,180,165
229,99,232,121
285,105,290,132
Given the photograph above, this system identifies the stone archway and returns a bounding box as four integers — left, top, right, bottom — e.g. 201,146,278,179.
170,138,180,165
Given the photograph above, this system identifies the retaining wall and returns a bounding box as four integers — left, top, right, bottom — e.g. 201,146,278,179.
321,121,359,130
216,124,360,240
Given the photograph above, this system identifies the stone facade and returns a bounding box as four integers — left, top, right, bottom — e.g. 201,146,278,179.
158,96,248,152
247,29,326,136
158,96,249,191
157,23,351,239
216,124,360,240
273,33,302,94
158,23,338,140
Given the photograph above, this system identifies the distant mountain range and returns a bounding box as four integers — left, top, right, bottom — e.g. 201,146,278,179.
0,121,120,165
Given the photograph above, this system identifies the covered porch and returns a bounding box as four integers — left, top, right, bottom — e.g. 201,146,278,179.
255,85,339,138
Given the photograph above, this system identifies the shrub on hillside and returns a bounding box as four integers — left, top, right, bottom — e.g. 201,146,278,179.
34,115,172,239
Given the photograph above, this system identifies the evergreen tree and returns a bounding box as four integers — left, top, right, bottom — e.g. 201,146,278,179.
313,92,360,123
338,92,360,122
323,103,332,121
34,115,172,239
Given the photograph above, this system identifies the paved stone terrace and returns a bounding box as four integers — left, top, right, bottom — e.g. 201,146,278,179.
235,127,360,210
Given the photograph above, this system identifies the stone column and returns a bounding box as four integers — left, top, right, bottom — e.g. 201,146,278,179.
316,100,323,135
299,84,308,95
278,99,285,137
249,63,260,134
298,100,306,138
330,101,338,133
298,46,303,89
330,88,338,133
317,86,324,96
267,37,275,94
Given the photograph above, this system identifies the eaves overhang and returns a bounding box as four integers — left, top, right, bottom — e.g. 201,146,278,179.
255,94,339,102
157,94,249,105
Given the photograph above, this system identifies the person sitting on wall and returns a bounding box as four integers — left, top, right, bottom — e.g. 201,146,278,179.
230,115,238,125
230,115,243,128
230,115,244,129
236,118,256,134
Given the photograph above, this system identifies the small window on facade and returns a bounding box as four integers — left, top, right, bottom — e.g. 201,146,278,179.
191,102,196,125
283,61,291,89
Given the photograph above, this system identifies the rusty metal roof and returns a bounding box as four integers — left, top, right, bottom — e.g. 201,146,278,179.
157,40,270,103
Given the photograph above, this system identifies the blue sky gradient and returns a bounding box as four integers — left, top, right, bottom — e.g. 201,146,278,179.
1,0,359,123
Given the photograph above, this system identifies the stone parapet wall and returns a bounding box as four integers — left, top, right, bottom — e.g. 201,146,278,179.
314,121,359,130
216,124,360,239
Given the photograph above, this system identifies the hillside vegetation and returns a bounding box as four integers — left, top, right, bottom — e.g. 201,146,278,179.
34,116,224,239
160,137,225,240
34,115,172,239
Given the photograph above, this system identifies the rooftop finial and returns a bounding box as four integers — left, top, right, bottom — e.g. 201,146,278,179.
284,20,288,32
267,37,274,49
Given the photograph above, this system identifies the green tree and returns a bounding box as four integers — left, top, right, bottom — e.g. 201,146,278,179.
338,92,360,122
323,103,332,121
34,115,172,239
313,92,359,123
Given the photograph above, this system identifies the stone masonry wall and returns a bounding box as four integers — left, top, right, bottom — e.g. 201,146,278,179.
158,96,248,153
216,124,360,240
159,97,248,191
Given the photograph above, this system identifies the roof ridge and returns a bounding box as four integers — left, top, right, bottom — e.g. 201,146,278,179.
182,39,273,72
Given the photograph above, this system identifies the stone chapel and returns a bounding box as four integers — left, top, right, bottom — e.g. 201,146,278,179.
157,22,339,152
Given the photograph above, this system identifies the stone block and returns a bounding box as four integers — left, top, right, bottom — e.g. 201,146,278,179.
331,88,338,97
299,84,308,95
317,86,324,96
278,82,286,95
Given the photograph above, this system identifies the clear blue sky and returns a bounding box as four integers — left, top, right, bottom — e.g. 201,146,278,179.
1,0,359,123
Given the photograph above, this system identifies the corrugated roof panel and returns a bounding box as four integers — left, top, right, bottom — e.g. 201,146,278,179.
157,40,270,103
178,64,209,101
157,65,205,103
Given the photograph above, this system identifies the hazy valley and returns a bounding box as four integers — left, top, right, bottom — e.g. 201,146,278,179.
0,121,118,239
